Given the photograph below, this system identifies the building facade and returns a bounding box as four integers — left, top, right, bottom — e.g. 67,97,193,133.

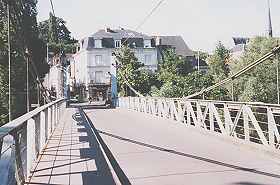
73,28,158,100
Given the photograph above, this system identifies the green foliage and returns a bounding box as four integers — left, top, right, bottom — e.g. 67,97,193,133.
115,46,160,96
152,71,229,99
208,42,230,81
229,37,280,103
193,50,209,61
158,49,193,83
114,45,143,96
38,13,77,54
0,0,51,125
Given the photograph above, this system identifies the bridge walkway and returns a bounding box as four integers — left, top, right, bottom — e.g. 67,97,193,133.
27,107,118,185
85,108,280,185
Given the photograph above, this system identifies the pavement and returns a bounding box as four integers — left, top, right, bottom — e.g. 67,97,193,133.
85,108,280,185
27,108,117,185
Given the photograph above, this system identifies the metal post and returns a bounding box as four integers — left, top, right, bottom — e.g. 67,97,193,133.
46,43,49,64
12,132,25,185
277,58,280,104
37,77,40,106
231,81,234,101
26,49,30,112
196,50,200,71
0,138,3,159
7,3,11,122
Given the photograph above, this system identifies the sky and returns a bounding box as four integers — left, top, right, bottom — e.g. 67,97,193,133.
37,0,280,53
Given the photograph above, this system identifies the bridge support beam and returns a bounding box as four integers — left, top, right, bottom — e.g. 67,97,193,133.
27,118,36,178
40,111,46,151
11,131,25,185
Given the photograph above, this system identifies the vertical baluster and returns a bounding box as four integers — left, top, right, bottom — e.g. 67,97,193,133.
55,104,58,126
40,111,46,151
52,105,55,129
11,131,25,185
0,138,3,159
26,118,35,178
209,105,214,132
45,109,49,140
48,106,52,135
243,107,250,142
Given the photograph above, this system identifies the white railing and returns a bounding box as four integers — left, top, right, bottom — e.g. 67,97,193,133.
0,99,66,185
119,97,280,150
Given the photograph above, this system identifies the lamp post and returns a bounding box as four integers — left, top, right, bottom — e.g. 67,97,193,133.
7,3,11,121
25,48,30,112
197,50,200,71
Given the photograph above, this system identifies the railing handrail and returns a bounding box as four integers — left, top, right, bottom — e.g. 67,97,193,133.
128,96,280,109
0,98,65,139
119,96,280,151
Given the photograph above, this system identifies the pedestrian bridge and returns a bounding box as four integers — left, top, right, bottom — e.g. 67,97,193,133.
0,97,280,185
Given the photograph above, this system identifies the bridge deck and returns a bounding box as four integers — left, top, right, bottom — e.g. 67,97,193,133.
28,107,280,185
85,108,280,185
27,108,117,185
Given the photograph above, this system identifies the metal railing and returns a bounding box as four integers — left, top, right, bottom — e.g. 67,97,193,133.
119,97,280,150
0,99,66,185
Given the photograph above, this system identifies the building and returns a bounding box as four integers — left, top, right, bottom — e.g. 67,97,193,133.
230,37,250,60
153,35,208,72
43,52,71,99
73,28,158,100
153,35,194,61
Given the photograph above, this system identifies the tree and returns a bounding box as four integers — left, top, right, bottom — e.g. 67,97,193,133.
158,49,193,83
208,42,230,81
114,45,143,96
229,37,280,103
0,0,50,125
38,13,77,54
194,50,209,61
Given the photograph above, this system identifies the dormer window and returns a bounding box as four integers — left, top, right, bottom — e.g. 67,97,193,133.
115,40,121,48
95,39,102,48
144,39,151,48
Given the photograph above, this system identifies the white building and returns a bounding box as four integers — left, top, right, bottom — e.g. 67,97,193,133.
73,28,158,99
43,53,71,99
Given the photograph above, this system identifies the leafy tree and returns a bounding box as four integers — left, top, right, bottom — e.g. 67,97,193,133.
208,42,230,81
38,13,77,54
114,45,143,96
0,0,51,125
158,49,193,83
152,71,229,99
229,37,280,103
194,50,209,61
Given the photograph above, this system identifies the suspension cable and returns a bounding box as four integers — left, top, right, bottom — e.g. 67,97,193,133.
184,45,280,100
118,0,166,97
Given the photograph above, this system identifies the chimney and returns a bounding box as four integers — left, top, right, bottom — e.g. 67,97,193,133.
156,36,162,46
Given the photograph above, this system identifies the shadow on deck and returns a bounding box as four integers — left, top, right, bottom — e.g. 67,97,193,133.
27,108,117,185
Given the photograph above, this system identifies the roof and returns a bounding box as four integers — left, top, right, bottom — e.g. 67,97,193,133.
232,37,249,45
154,36,194,57
92,28,152,40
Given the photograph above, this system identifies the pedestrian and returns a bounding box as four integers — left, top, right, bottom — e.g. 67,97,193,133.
88,96,92,104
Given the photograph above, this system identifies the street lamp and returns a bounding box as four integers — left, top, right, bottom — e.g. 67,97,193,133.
197,50,200,71
7,2,11,121
25,48,30,112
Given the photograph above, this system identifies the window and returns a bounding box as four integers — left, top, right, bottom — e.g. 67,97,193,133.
95,71,103,83
115,40,121,48
144,40,151,48
95,39,102,48
95,55,102,65
144,55,151,65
